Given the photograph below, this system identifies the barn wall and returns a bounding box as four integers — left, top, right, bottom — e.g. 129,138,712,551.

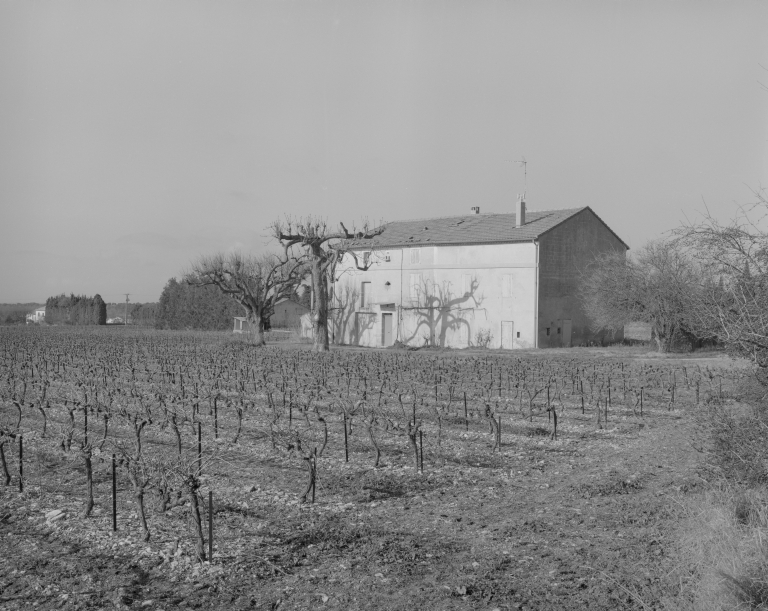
536,209,627,347
332,242,538,349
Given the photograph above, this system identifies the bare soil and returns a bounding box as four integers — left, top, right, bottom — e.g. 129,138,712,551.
1,391,707,610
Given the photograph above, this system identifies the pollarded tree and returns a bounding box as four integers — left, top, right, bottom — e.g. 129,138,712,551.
271,217,384,352
185,252,305,346
580,239,698,352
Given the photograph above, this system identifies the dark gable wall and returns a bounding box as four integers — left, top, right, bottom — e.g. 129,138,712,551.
537,208,627,347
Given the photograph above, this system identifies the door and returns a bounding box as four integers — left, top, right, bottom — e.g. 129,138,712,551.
501,321,515,349
381,313,393,347
562,319,572,347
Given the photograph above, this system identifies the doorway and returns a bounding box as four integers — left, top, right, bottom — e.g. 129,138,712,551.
381,313,394,347
501,321,515,349
562,319,572,347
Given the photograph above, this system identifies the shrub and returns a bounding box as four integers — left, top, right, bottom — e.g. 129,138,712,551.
474,328,493,349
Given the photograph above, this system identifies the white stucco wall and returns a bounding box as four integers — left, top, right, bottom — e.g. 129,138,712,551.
331,242,538,349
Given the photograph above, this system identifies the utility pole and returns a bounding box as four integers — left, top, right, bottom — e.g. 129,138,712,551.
124,293,130,326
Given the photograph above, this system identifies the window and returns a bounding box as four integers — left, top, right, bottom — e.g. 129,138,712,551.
502,274,513,298
362,251,371,267
409,273,422,304
361,282,371,307
546,328,550,336
557,327,561,334
516,331,520,338
410,248,420,264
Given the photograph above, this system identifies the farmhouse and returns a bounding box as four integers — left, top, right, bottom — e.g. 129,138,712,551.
332,199,627,349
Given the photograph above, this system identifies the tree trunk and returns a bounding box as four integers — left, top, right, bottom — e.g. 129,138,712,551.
310,255,330,352
248,312,266,347
38,407,47,438
171,415,182,457
129,471,150,542
652,324,668,353
185,477,206,561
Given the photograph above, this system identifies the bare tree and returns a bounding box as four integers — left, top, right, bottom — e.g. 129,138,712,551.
579,239,697,352
271,216,384,352
675,188,768,366
186,252,305,347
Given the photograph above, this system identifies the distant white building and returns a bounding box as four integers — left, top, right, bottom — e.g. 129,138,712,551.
107,317,124,324
26,307,45,324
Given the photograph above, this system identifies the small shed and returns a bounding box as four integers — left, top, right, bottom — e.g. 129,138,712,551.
233,317,251,334
270,298,310,329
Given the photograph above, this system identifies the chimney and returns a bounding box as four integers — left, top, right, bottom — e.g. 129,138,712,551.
471,206,480,214
516,194,526,227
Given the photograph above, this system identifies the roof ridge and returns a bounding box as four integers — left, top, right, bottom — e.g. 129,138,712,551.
383,206,586,225
348,206,607,249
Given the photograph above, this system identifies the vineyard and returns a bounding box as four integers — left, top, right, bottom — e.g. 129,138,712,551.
0,327,741,610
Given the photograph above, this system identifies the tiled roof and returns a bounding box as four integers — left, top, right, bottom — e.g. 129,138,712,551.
350,207,619,249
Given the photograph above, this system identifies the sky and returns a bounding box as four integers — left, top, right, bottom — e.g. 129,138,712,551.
1,1,767,303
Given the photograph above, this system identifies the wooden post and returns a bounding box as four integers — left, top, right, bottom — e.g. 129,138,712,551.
208,490,213,563
464,392,468,431
197,423,202,476
18,436,23,493
312,448,317,504
112,454,117,532
419,430,423,473
343,413,349,463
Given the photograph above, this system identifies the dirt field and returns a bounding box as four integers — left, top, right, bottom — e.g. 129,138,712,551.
0,333,736,610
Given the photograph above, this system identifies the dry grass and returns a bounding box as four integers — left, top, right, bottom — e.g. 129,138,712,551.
677,486,768,610
676,377,768,611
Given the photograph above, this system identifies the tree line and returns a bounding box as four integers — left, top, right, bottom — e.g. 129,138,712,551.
45,294,107,326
